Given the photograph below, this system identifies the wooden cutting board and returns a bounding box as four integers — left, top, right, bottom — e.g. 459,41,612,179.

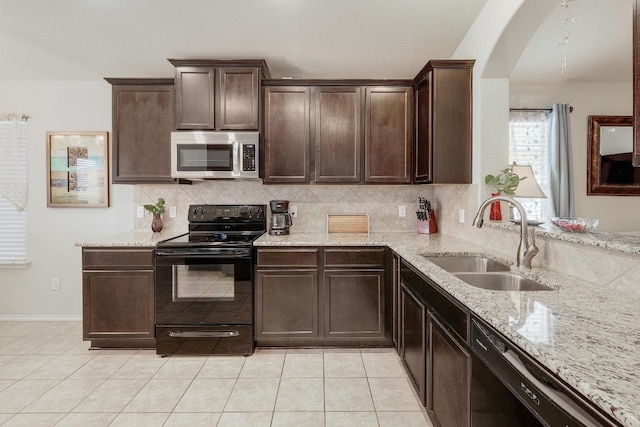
327,214,369,234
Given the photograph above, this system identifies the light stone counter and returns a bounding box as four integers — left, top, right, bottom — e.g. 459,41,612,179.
75,230,187,247
255,231,640,427
488,221,640,256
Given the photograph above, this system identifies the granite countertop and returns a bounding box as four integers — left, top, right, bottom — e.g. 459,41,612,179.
488,221,640,256
255,231,640,427
75,230,187,247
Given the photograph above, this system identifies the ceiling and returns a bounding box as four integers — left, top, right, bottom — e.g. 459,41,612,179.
510,0,633,83
0,0,632,83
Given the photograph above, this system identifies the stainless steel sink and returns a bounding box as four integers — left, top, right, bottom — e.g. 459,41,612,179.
424,255,510,273
454,272,552,291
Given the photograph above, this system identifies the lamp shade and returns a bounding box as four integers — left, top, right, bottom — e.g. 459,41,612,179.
511,164,546,198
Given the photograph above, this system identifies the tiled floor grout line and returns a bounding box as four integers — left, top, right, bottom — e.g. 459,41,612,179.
0,323,431,427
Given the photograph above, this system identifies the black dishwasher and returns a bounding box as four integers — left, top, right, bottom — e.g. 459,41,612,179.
470,316,614,426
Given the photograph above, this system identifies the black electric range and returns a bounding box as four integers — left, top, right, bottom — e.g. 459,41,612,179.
154,204,266,356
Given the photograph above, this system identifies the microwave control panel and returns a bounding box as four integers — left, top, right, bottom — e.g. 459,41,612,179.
242,144,256,171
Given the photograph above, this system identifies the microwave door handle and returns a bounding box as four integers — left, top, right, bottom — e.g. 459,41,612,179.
232,140,240,176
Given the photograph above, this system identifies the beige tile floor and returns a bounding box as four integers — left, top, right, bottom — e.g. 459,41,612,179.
0,321,433,427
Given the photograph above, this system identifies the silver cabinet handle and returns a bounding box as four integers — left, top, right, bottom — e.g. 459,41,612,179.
167,330,240,338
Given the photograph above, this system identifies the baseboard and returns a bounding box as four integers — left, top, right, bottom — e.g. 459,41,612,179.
0,315,82,322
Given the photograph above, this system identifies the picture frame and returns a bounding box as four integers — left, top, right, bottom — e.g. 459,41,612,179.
46,131,110,207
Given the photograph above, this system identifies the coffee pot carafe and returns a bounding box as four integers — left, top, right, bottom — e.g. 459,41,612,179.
269,200,293,236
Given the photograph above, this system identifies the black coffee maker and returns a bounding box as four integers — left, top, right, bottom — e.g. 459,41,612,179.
269,200,293,236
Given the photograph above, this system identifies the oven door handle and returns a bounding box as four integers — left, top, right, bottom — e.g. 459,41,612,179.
167,330,240,338
155,250,250,258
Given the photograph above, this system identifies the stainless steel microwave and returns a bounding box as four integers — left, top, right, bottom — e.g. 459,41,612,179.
171,131,260,179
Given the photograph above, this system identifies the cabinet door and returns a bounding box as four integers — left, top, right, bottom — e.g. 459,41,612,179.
82,270,155,340
263,86,311,183
323,269,385,340
111,82,175,183
314,87,362,183
428,312,471,427
415,63,473,184
364,86,413,183
255,270,318,341
175,66,215,129
392,252,401,349
431,66,472,184
218,67,259,130
414,76,432,183
400,284,426,405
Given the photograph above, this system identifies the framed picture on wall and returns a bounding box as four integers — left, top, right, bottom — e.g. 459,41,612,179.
46,131,110,207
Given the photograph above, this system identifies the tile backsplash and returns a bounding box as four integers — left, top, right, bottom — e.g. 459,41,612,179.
134,181,640,294
134,181,440,233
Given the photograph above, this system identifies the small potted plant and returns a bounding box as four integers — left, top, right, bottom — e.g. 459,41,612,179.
484,168,526,220
144,198,166,232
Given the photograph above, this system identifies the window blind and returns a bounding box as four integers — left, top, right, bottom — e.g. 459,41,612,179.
0,197,27,265
508,110,551,221
0,115,28,266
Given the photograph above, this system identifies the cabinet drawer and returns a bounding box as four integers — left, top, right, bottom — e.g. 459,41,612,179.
257,248,319,268
324,247,385,268
82,248,154,270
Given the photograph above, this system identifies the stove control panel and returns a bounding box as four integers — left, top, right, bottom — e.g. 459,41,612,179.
188,204,266,223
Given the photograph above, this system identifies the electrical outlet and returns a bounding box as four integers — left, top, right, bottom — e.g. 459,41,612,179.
136,206,144,218
169,206,177,218
458,208,465,223
52,278,60,291
290,206,298,218
398,205,407,217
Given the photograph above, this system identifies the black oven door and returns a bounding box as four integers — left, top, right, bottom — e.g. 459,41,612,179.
154,249,253,355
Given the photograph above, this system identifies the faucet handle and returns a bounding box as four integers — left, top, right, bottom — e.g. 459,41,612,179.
528,226,536,244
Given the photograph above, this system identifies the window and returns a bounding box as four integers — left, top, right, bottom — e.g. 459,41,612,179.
0,115,28,267
508,110,551,221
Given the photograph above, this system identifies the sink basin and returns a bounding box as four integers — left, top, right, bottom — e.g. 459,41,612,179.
454,272,552,291
424,255,510,273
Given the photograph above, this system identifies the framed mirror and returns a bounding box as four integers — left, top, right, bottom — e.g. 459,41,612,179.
634,0,640,166
588,115,640,195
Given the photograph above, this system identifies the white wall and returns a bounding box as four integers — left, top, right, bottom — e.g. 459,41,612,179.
0,81,133,319
510,81,638,232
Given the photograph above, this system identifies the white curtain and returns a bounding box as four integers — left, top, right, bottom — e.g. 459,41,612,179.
547,104,574,217
0,114,29,210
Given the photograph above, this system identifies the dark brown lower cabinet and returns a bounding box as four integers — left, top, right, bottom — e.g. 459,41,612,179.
254,247,391,347
324,269,385,342
254,270,319,343
392,252,401,349
428,312,471,427
400,283,427,405
82,247,155,348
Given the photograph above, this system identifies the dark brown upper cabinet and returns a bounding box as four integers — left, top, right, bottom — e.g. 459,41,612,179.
364,86,413,184
169,59,270,130
263,80,412,184
105,78,176,184
413,60,474,184
263,86,311,183
314,86,362,183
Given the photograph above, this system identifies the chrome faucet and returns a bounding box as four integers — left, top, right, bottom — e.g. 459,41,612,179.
472,195,538,269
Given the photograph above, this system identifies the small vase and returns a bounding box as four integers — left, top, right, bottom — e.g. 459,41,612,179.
489,192,502,221
151,213,163,232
